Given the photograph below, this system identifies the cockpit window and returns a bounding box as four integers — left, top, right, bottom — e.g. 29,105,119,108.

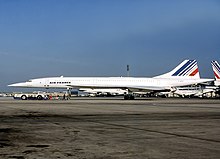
27,80,32,82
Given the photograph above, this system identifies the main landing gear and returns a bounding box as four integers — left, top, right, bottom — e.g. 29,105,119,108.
124,93,135,100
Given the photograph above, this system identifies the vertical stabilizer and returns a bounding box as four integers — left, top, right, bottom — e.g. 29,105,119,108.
211,61,220,86
211,61,220,80
154,60,200,79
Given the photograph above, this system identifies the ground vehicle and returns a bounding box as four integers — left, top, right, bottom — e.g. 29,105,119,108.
13,91,48,100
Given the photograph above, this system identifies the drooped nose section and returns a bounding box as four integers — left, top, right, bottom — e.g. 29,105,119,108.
8,78,48,88
8,82,33,87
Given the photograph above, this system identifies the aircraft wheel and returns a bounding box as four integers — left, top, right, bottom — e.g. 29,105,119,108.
37,95,43,100
124,94,135,100
124,95,128,100
21,95,27,100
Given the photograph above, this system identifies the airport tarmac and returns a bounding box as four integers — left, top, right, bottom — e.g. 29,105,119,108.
0,97,220,159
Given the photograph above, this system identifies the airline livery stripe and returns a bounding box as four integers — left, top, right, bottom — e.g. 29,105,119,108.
212,61,220,73
179,61,196,76
213,66,220,75
189,68,198,76
183,65,197,76
172,60,192,76
214,71,220,79
215,61,220,71
211,61,220,79
172,60,197,76
180,62,197,76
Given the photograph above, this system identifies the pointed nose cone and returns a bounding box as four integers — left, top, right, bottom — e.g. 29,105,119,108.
8,82,28,87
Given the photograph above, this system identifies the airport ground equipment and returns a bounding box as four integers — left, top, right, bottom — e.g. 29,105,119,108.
13,91,48,100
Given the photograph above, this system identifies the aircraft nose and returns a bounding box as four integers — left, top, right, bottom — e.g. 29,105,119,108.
8,82,27,87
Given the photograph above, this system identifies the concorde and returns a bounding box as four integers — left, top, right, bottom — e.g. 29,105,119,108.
9,60,214,99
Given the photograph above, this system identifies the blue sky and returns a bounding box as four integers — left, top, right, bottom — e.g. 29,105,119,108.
0,0,220,91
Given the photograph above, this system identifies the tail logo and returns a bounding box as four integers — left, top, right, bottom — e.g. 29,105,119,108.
172,60,198,77
211,61,220,79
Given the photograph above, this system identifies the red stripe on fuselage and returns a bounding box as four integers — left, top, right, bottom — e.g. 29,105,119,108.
189,68,198,76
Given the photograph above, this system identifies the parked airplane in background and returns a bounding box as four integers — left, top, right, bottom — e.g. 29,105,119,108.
211,60,220,86
79,88,127,96
173,85,217,98
8,59,213,99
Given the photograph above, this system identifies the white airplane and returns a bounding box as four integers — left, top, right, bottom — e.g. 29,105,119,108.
157,85,216,98
79,88,127,96
173,85,217,98
211,61,220,86
8,59,213,99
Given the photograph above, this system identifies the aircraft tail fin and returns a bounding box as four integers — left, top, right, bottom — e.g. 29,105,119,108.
211,61,220,80
154,59,200,79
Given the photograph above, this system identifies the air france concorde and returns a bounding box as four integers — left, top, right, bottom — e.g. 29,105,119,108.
9,60,214,99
